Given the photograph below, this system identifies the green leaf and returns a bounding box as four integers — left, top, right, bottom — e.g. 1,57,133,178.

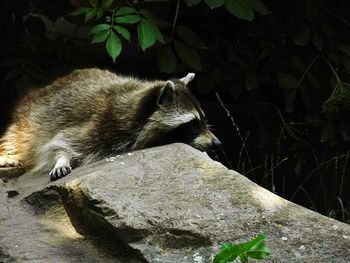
174,40,202,70
156,46,177,73
214,235,270,263
113,25,131,41
213,244,238,263
246,239,270,259
137,20,156,50
239,253,249,263
115,15,141,24
90,24,111,34
102,0,114,8
204,0,225,8
185,0,202,6
278,72,298,90
257,43,274,61
246,0,269,15
142,19,164,43
91,30,110,43
89,0,98,8
106,31,122,62
96,9,104,20
85,8,98,22
115,6,136,16
238,234,266,252
221,243,233,250
294,25,311,46
224,0,254,21
70,7,91,16
139,9,155,20
154,19,172,29
176,26,207,49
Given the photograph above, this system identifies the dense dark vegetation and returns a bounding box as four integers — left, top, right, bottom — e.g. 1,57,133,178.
1,0,349,223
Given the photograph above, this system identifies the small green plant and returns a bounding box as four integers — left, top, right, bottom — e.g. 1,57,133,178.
70,0,268,65
213,234,270,263
70,0,165,62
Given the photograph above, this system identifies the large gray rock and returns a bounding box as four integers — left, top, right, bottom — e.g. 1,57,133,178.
1,143,350,262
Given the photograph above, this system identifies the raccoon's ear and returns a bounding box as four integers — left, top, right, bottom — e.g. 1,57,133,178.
157,81,175,106
180,73,195,85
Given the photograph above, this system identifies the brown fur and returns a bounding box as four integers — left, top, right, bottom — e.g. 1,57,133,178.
0,68,220,180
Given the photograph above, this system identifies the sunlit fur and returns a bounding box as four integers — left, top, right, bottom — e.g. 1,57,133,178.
0,68,219,179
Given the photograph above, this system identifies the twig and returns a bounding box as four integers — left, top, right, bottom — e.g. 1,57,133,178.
215,93,255,179
171,0,181,39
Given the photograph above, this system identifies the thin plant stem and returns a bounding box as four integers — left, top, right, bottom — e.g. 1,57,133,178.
297,54,320,89
171,0,181,39
292,186,318,212
322,55,341,83
336,197,346,222
216,93,255,180
338,151,349,197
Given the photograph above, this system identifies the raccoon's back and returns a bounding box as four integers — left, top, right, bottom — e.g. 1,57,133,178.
15,69,140,128
5,69,135,162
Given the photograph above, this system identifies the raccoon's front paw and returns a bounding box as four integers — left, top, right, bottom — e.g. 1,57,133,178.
0,156,22,167
49,166,72,181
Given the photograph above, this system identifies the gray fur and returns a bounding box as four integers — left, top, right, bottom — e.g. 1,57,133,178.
0,68,220,180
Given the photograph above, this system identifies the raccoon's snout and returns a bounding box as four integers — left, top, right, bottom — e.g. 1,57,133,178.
212,137,222,148
190,130,221,151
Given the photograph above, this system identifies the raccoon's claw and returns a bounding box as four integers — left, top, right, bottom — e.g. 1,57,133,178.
49,166,72,181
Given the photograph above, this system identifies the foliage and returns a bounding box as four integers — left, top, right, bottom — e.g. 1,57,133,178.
70,0,268,65
71,1,165,62
213,234,270,263
1,0,350,223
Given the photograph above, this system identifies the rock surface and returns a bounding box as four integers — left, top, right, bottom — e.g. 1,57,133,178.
1,143,350,263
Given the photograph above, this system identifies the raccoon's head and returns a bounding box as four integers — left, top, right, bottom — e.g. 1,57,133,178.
135,73,221,152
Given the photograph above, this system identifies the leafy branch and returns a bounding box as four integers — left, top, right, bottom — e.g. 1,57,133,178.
213,234,270,263
70,0,268,68
71,0,164,62
322,55,350,114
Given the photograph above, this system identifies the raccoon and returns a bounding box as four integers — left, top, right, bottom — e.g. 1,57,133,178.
0,68,221,180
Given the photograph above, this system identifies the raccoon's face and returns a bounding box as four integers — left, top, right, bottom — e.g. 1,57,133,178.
149,73,221,151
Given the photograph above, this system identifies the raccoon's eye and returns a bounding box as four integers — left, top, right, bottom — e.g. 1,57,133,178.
191,118,208,129
188,118,203,128
182,119,203,136
189,118,200,127
161,118,203,145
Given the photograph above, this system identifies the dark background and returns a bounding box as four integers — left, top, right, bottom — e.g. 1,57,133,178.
1,0,349,223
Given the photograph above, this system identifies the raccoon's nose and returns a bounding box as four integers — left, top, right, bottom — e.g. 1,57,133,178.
213,137,222,148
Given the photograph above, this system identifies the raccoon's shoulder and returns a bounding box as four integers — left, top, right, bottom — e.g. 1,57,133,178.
56,68,153,93
48,68,121,90
18,69,159,107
